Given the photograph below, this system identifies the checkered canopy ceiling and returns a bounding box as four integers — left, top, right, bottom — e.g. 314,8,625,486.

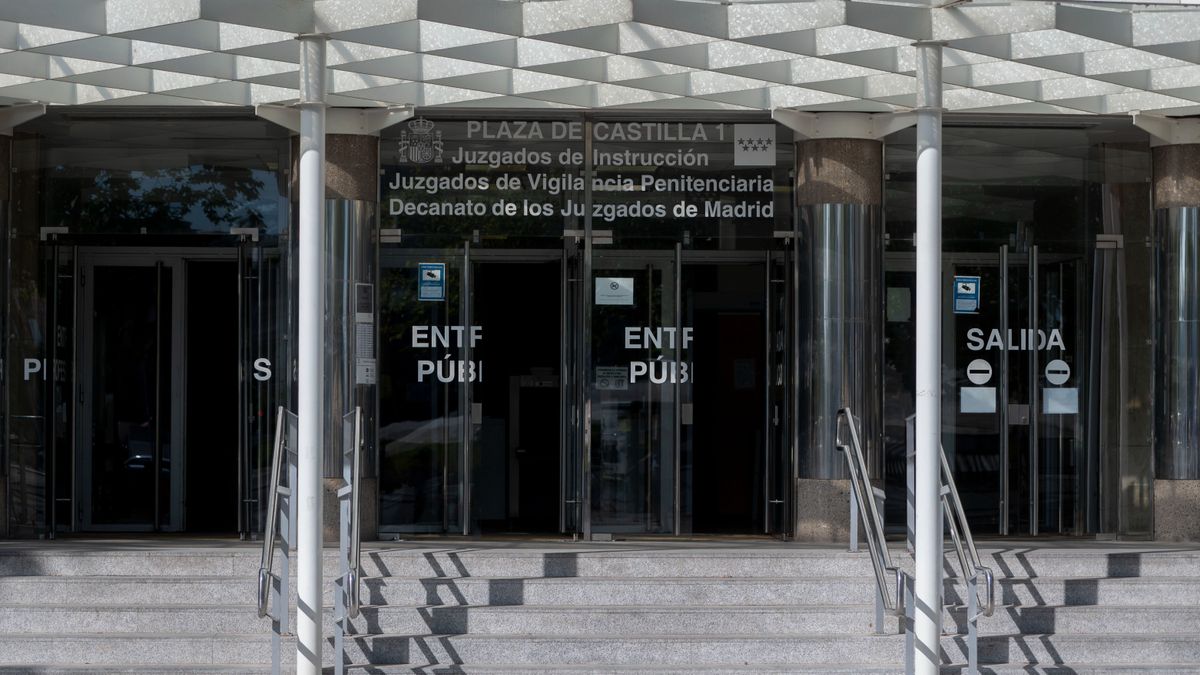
1,0,1200,115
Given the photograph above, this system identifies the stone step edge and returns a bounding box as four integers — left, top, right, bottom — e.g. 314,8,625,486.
0,602,881,611
11,631,1200,641
12,602,1200,613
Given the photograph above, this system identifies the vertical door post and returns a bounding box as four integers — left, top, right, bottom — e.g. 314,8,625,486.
1029,245,1040,535
999,245,1010,535
581,119,594,540
461,242,472,536
673,243,682,535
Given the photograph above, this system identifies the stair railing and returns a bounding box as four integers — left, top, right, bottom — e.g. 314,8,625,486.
256,406,297,675
905,414,996,674
334,406,364,675
836,408,905,637
939,442,995,675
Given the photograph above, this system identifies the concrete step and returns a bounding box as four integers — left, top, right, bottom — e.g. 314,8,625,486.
0,576,253,605
4,631,1198,669
944,576,1200,607
0,633,907,667
342,666,1200,675
334,634,911,668
0,634,274,667
355,549,878,579
941,633,1200,666
0,550,256,577
0,662,270,667
0,574,876,607
3,665,1197,675
946,604,1200,635
343,604,894,636
334,632,1200,668
0,605,266,635
338,666,917,674
0,547,879,579
358,576,877,607
0,603,894,637
5,545,1197,580
955,662,1200,667
973,549,1200,579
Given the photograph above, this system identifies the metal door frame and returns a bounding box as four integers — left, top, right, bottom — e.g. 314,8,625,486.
76,247,235,532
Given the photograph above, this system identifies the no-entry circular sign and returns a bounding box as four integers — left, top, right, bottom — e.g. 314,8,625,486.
966,359,992,385
1045,359,1070,386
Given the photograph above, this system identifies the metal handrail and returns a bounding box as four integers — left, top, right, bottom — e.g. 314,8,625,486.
256,407,287,619
940,446,996,618
334,407,365,675
348,406,363,618
836,407,899,616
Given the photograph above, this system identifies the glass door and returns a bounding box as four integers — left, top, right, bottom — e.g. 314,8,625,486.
588,251,680,534
379,244,569,536
236,235,283,537
585,249,778,536
378,248,470,534
948,245,1086,535
78,254,184,531
679,254,772,535
43,242,76,536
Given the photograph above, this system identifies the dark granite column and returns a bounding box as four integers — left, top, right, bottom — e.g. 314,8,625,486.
1153,142,1200,541
794,137,884,542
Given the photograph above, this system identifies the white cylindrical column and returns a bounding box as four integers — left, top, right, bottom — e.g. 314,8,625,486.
296,33,328,675
912,40,945,675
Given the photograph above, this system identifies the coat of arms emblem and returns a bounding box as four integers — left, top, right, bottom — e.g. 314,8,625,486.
397,117,443,164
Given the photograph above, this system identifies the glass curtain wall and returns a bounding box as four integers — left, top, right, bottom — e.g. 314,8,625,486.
882,118,1154,537
378,112,795,537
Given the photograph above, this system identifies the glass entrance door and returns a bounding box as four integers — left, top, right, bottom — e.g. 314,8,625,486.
589,251,680,534
948,245,1086,535
74,249,246,533
680,255,772,534
78,255,183,531
585,249,778,536
378,250,469,534
378,243,784,538
378,246,564,535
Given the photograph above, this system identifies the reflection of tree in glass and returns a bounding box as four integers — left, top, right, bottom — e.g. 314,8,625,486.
46,164,267,233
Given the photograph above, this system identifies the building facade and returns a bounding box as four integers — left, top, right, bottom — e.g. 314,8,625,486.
1,105,1195,542
0,0,1199,544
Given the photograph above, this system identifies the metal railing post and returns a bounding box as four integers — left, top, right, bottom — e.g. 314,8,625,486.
335,406,363,675
904,572,915,675
906,414,916,555
874,577,885,635
256,407,295,675
850,481,860,553
968,571,979,675
836,407,903,635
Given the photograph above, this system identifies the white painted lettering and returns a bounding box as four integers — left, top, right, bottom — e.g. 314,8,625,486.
253,358,272,381
22,358,42,381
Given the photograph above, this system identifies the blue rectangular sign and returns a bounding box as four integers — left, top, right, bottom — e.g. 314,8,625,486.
953,275,980,314
418,262,446,302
